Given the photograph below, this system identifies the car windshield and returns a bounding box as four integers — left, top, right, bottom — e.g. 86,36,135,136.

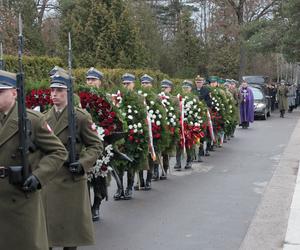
243,76,267,84
250,87,264,100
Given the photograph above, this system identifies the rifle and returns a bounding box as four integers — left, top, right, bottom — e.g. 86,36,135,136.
66,32,78,172
9,14,31,186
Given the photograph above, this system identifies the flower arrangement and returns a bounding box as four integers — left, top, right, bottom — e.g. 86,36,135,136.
113,88,149,170
137,88,170,153
158,92,180,152
180,93,207,149
26,89,52,111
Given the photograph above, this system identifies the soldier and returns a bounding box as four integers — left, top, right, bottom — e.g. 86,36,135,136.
114,73,136,200
194,75,211,158
174,80,194,170
160,79,176,179
85,67,106,221
43,71,103,250
135,74,156,189
0,70,68,250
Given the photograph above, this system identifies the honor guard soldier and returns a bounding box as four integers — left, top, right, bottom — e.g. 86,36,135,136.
0,70,68,250
160,79,175,179
174,80,194,170
43,71,103,250
85,67,106,221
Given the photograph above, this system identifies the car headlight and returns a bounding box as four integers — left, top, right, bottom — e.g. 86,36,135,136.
256,103,266,109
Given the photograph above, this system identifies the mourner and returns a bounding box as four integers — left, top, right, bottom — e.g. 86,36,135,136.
0,70,68,250
277,80,289,118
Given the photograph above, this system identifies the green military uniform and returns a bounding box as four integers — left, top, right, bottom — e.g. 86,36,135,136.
43,105,102,247
0,104,68,250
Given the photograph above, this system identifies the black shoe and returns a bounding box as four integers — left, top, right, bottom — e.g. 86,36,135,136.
123,188,133,200
113,188,124,200
174,164,181,171
144,181,151,190
134,179,145,190
92,208,100,222
152,165,159,181
160,174,167,180
205,151,210,156
184,162,192,169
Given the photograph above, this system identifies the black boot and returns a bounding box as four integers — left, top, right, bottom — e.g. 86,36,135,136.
152,164,159,181
124,171,134,200
145,171,152,190
134,171,145,190
185,157,192,169
113,172,124,200
92,196,101,221
160,154,168,180
174,152,182,171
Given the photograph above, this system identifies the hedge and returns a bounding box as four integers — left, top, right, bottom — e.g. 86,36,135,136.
3,55,186,90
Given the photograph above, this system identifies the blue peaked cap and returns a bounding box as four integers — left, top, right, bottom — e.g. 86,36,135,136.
161,79,173,88
0,70,16,89
86,67,103,80
140,74,153,84
121,73,135,83
50,71,70,89
182,80,193,88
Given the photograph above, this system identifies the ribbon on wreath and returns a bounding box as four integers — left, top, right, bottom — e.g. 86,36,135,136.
178,94,186,154
144,99,156,161
207,110,216,143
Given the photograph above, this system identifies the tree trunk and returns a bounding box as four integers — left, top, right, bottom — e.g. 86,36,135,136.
239,41,246,82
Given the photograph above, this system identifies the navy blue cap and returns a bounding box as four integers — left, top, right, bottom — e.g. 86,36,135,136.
121,73,135,83
140,74,153,84
0,70,16,89
86,67,103,80
50,71,70,89
182,80,193,88
161,79,173,88
49,66,67,77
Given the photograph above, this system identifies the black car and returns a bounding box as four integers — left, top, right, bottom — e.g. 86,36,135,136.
243,75,269,86
249,86,271,120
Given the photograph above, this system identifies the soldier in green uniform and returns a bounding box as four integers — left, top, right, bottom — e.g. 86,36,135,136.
135,74,155,189
174,80,194,170
43,71,103,250
277,80,289,118
85,67,106,221
0,70,68,250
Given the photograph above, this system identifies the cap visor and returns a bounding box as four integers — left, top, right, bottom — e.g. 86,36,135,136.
50,83,67,88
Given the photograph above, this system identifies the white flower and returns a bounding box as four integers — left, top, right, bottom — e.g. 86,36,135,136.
170,118,174,123
134,129,138,133
133,124,137,128
216,103,219,106
173,115,176,119
190,121,194,125
166,101,170,105
150,101,155,105
193,98,197,102
200,120,203,123
127,105,132,108
128,109,132,113
122,113,126,116
165,108,169,112
140,129,143,133
193,105,197,109
128,125,133,129
137,123,142,128
195,122,200,126
128,115,133,120
151,119,155,123
156,121,161,126
169,113,173,117
138,90,143,95
170,107,174,111
167,121,170,125
155,110,160,114
134,110,138,113
158,114,162,119
143,93,148,97
152,114,156,119
212,102,215,105
189,111,193,114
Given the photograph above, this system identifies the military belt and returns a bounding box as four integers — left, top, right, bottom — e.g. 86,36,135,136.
0,167,9,178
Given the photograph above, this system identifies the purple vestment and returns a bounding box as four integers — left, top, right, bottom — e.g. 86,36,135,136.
240,87,254,123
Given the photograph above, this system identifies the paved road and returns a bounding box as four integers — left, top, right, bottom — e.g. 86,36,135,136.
83,111,300,250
